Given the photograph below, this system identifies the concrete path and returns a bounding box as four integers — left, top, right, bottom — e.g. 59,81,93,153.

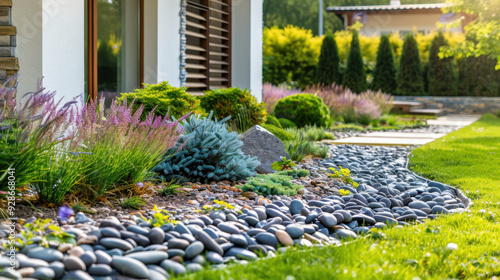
427,114,481,126
326,114,482,146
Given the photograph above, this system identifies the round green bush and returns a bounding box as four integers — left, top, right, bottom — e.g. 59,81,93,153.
199,88,267,126
278,118,297,129
118,81,202,119
266,115,282,128
274,94,331,128
260,124,293,141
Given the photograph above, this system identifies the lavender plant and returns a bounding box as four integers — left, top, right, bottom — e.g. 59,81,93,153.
303,84,384,125
262,83,300,113
67,97,188,199
0,77,77,195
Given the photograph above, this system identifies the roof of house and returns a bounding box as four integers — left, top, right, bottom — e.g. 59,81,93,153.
326,3,447,12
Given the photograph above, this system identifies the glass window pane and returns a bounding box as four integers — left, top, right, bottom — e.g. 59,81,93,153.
97,0,140,107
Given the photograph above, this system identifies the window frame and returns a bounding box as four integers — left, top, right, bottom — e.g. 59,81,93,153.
86,0,144,101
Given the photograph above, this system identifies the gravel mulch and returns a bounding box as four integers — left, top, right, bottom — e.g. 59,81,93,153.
0,143,469,279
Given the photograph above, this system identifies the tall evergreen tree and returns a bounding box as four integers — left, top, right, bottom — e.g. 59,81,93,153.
397,33,424,96
458,56,500,96
371,35,397,93
427,32,457,96
343,31,367,93
316,34,342,85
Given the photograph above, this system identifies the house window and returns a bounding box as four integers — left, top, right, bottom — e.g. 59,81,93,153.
185,0,231,95
86,0,143,104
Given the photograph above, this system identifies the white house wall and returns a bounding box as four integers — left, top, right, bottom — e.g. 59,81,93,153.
144,0,182,87
231,0,263,102
12,0,43,99
13,0,85,103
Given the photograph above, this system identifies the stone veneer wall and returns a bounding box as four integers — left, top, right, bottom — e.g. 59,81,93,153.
394,96,500,115
0,0,17,84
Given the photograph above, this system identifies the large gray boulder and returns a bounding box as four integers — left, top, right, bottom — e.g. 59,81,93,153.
239,125,290,174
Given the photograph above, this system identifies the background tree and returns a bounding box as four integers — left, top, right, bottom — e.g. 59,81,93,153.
316,34,342,85
427,32,457,96
397,34,424,95
441,0,500,69
343,31,367,93
263,0,446,36
262,26,322,89
457,56,500,96
371,35,397,93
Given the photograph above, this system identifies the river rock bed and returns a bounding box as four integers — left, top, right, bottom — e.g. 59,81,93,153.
0,145,468,280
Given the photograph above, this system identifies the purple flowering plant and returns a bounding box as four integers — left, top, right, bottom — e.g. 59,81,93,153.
66,95,189,198
57,205,74,221
0,77,77,196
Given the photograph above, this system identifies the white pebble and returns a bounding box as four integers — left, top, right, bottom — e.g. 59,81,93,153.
446,243,458,251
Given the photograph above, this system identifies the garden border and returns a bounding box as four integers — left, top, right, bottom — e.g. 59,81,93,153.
406,151,473,209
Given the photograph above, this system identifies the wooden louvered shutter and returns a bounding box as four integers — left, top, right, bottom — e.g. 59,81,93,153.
185,0,231,95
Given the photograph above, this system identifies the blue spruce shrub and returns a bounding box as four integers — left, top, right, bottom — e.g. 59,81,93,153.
153,112,260,182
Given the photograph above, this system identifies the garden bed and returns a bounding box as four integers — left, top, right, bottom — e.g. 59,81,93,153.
0,140,471,279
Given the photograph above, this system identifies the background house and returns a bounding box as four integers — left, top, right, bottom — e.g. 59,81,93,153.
327,0,475,36
8,0,263,104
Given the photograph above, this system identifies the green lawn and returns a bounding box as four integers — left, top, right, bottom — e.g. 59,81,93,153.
178,115,500,280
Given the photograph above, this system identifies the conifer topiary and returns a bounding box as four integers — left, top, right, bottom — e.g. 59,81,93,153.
316,34,342,85
397,34,424,96
371,35,397,94
343,31,367,93
427,32,457,96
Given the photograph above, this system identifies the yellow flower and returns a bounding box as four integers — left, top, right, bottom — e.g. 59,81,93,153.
153,204,159,213
339,189,351,196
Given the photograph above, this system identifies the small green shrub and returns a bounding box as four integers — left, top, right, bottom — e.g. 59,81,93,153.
153,112,260,183
271,157,296,171
302,124,335,141
120,196,146,210
311,144,329,158
227,106,253,133
159,180,182,196
199,88,267,126
278,118,297,129
260,124,294,141
284,132,328,161
277,169,310,178
240,174,303,196
118,81,201,119
274,94,331,128
380,114,398,126
266,115,283,128
286,125,334,142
